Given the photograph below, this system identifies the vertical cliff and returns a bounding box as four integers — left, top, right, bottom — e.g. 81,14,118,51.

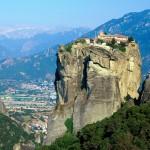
46,35,141,144
140,74,150,103
0,100,7,114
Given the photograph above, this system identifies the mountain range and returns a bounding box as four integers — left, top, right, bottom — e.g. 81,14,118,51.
0,49,56,80
84,9,150,75
0,9,149,80
0,27,90,59
0,27,89,80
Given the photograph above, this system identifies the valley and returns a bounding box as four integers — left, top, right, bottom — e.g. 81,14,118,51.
0,79,56,140
0,5,149,149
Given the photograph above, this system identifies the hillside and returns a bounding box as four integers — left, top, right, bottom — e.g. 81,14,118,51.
0,49,56,80
45,34,141,144
0,51,56,80
0,113,33,150
40,102,150,150
0,27,90,81
84,9,150,75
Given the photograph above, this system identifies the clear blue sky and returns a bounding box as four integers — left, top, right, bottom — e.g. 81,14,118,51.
0,0,149,28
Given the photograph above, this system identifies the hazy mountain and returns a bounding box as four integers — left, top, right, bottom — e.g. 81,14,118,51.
84,9,150,75
0,27,90,80
0,26,52,39
0,27,90,59
0,48,56,80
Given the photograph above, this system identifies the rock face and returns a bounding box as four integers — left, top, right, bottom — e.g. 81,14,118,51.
46,36,141,144
0,100,7,114
13,143,35,150
140,75,150,103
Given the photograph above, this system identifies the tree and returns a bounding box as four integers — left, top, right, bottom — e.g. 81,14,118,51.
128,36,134,42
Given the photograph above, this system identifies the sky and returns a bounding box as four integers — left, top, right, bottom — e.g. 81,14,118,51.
0,0,149,29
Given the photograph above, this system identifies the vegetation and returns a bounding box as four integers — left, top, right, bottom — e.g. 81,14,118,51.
117,42,126,52
128,36,134,42
75,39,86,44
40,102,150,150
65,117,73,133
64,38,89,53
96,39,104,44
111,38,116,45
37,133,80,150
64,43,73,53
0,113,33,150
107,39,126,52
78,103,150,150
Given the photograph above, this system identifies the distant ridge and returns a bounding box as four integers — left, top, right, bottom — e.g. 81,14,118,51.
83,9,150,75
0,27,90,60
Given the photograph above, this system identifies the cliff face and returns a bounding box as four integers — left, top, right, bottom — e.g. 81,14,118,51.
46,36,141,144
0,101,7,114
140,75,150,103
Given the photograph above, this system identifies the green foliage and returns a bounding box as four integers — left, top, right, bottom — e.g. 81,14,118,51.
65,117,73,133
128,36,134,42
124,94,132,102
106,38,116,48
0,113,33,150
78,103,150,150
75,39,86,44
64,43,73,53
41,103,150,150
96,39,104,44
49,133,80,150
111,38,116,45
118,42,126,52
39,116,45,122
107,39,126,52
36,133,80,150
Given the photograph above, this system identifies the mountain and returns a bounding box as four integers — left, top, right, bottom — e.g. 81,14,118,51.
45,34,141,144
0,49,56,81
84,9,150,75
0,26,52,39
0,27,90,80
0,113,32,150
42,102,150,150
0,27,90,59
0,101,7,114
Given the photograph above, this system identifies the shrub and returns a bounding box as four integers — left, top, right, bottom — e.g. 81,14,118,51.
38,133,80,150
96,39,104,44
117,44,126,52
111,38,116,45
106,38,116,48
128,36,134,42
64,43,73,53
0,114,33,150
65,117,73,133
39,103,150,150
78,103,150,150
75,39,86,44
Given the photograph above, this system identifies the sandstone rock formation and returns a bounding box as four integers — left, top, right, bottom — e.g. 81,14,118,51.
140,74,150,103
0,100,7,114
13,142,35,150
46,36,141,144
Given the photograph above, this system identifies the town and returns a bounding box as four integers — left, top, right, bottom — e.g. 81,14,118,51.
0,79,56,141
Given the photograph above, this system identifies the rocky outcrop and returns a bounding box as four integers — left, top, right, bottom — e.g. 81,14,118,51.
46,37,141,144
140,74,150,103
0,100,7,114
13,143,35,150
